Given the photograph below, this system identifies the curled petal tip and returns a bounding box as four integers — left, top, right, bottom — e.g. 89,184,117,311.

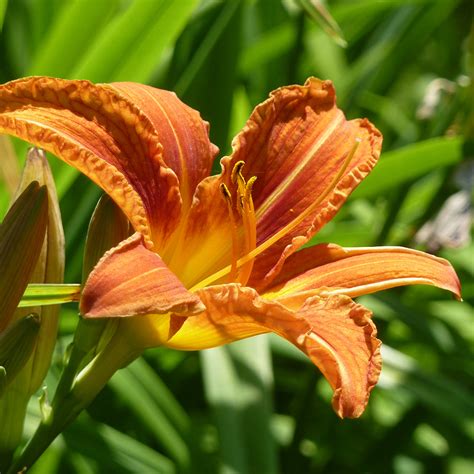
300,295,382,419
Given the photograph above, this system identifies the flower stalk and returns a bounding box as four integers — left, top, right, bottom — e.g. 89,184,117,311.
7,321,141,473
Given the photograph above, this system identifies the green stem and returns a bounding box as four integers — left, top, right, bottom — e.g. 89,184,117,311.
6,325,140,473
0,391,29,472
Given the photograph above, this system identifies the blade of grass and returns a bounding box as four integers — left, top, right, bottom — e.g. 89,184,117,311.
64,414,176,474
19,284,81,308
201,335,277,474
109,365,190,470
380,345,474,436
127,358,190,436
228,336,278,474
239,23,296,77
176,0,242,158
201,346,249,474
113,0,197,83
297,0,347,47
175,0,241,97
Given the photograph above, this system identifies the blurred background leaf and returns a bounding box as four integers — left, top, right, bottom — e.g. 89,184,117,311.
0,0,472,472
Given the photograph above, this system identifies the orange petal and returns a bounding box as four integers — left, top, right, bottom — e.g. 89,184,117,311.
266,244,462,307
80,233,204,318
167,79,382,288
110,82,219,210
297,295,381,418
164,284,381,418
0,76,181,248
223,78,382,286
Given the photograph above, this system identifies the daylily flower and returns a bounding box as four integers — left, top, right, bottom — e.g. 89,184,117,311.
0,77,461,418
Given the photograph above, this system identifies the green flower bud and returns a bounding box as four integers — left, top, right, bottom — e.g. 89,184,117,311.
0,181,48,332
0,314,40,397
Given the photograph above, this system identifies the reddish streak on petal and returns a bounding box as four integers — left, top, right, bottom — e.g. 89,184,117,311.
81,233,204,318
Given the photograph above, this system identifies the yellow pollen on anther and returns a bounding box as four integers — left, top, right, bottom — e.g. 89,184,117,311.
191,139,361,291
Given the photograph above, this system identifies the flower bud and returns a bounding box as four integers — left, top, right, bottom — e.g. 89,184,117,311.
82,194,130,282
0,148,63,461
16,148,65,393
0,181,48,332
0,313,40,396
74,194,130,359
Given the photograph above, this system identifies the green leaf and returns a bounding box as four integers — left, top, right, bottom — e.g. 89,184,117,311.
0,314,40,395
109,363,190,470
297,0,347,47
64,414,176,474
176,0,242,160
29,0,122,77
201,335,277,474
381,345,474,436
239,23,295,76
127,358,190,436
175,0,241,97
0,0,7,32
73,0,197,83
351,137,464,199
19,284,81,308
201,346,249,474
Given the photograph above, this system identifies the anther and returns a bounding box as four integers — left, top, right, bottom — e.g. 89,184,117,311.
245,176,257,201
231,161,246,184
220,183,232,200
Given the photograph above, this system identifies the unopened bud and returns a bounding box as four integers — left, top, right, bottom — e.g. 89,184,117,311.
14,148,65,394
0,314,40,396
82,194,130,282
0,148,64,460
75,195,130,363
0,182,48,332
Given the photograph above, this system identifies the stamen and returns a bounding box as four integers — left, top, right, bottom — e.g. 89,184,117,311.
192,139,361,291
245,176,257,203
237,176,257,285
220,183,239,281
232,161,248,214
231,161,246,184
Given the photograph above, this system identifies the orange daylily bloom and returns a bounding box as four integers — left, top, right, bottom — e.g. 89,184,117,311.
0,77,461,418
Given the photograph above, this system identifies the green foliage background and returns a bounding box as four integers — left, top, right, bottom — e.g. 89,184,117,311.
0,0,473,473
